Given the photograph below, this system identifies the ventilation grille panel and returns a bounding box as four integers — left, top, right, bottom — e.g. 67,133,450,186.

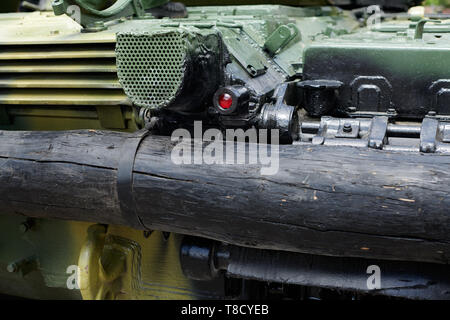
116,32,187,109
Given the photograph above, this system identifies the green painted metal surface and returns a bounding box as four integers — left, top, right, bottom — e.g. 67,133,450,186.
0,4,357,299
1,1,446,300
182,0,330,5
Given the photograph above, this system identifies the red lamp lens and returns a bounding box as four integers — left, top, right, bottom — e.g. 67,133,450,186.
219,93,233,109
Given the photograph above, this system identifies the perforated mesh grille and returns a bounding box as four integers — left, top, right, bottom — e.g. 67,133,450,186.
116,32,186,109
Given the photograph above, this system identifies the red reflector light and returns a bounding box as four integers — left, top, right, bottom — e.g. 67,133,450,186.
219,93,233,109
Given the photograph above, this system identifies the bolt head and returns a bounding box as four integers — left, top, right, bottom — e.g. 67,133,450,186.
19,223,28,233
6,263,17,273
343,123,353,133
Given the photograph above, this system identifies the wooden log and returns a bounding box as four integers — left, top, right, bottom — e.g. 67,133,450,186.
0,129,450,264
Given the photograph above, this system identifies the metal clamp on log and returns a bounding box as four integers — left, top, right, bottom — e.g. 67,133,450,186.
117,128,150,230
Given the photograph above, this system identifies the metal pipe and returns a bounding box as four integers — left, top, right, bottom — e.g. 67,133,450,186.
180,236,450,300
300,120,422,138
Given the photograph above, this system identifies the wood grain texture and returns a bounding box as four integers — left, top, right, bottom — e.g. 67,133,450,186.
0,130,449,264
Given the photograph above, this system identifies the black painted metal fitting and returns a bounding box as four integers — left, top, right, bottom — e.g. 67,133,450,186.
297,80,343,117
213,85,250,115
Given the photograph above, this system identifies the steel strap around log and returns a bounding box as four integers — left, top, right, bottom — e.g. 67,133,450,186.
116,129,150,230
1,130,450,264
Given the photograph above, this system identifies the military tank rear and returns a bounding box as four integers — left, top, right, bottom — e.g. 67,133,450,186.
1,0,450,301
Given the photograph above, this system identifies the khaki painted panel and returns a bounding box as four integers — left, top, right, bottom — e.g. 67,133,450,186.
0,61,117,73
6,106,99,118
0,105,137,131
0,48,116,60
0,12,116,45
0,75,121,89
0,89,128,105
